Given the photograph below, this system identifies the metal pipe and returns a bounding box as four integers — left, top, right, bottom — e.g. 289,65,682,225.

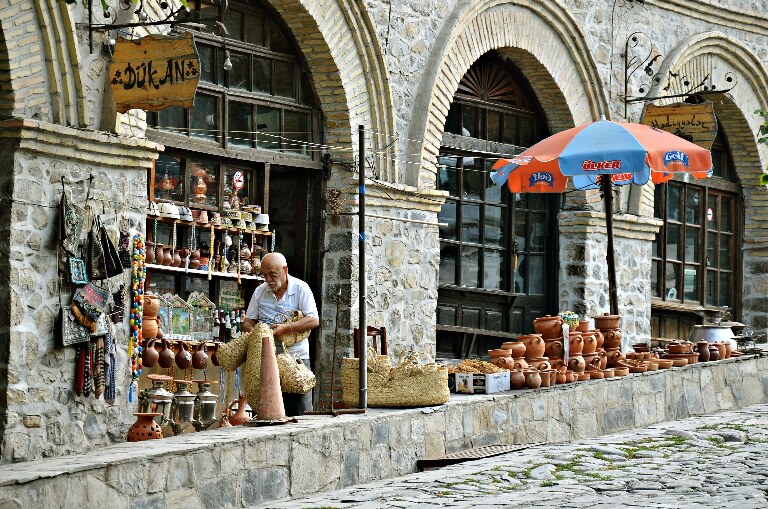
601,174,619,315
358,125,367,410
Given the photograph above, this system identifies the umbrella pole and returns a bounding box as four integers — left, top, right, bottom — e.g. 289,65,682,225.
600,174,619,315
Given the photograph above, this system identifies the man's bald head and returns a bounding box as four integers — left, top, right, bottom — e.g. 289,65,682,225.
261,252,287,270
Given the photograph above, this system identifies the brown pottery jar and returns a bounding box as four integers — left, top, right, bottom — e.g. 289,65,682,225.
127,413,163,441
145,242,155,263
594,313,621,330
533,315,565,340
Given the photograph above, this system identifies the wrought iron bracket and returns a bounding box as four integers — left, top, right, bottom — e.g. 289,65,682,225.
621,31,737,118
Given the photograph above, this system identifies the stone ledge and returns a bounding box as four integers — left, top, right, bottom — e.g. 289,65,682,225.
560,210,662,241
0,354,766,506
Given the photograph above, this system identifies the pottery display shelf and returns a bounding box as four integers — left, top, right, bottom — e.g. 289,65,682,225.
145,263,263,281
151,216,273,236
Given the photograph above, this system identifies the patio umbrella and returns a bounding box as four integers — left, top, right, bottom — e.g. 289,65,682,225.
491,115,712,315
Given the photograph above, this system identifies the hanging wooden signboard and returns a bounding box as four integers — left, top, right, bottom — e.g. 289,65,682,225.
641,102,718,149
109,33,200,113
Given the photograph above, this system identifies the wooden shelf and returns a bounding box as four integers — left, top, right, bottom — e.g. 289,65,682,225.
146,263,264,281
147,215,272,236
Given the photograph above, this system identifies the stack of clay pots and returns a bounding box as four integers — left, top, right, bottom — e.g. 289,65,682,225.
143,293,161,341
594,313,624,369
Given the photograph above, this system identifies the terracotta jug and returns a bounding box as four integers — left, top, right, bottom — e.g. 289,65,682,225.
142,316,158,340
142,338,159,368
127,413,163,441
171,249,182,267
510,369,526,390
228,394,250,426
192,343,208,370
525,370,542,389
522,336,546,358
175,341,192,369
158,339,175,369
162,247,173,266
568,355,586,373
723,342,732,359
556,370,567,384
696,341,710,362
144,294,161,316
538,370,552,388
179,247,190,260
154,243,164,264
715,342,726,360
145,242,155,264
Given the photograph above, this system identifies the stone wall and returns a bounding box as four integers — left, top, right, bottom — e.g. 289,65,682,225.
0,355,765,507
0,119,159,463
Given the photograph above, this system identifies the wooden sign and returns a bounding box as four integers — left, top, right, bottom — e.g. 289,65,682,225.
109,33,200,113
641,102,718,149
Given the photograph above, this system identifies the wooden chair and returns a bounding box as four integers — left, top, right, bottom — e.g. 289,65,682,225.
353,326,388,357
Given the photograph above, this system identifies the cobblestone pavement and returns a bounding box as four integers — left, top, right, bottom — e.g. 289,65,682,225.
264,403,768,508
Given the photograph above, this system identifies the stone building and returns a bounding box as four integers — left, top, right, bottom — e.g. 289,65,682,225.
0,0,766,463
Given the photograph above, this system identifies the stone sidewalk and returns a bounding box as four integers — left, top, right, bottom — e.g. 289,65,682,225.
265,403,768,508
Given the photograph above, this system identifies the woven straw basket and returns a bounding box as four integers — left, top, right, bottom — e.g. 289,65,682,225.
276,353,316,394
216,323,272,408
342,350,449,408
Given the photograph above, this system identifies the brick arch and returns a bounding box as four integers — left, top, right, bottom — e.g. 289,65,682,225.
271,0,395,177
407,1,608,188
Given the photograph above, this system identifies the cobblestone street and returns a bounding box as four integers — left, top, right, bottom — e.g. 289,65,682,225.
265,403,768,508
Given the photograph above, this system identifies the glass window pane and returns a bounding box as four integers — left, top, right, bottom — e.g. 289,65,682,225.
438,200,457,240
462,159,482,200
253,58,272,94
156,106,184,132
437,157,459,195
197,44,214,83
484,205,504,247
721,197,732,232
488,111,501,142
513,254,525,293
502,114,517,145
189,95,217,141
707,233,716,268
223,9,243,41
706,270,716,306
528,193,546,211
462,105,477,137
274,60,295,98
269,21,292,53
684,266,698,301
653,184,663,219
483,249,503,290
514,213,527,252
719,272,731,307
460,246,480,287
461,203,480,243
719,237,731,269
227,101,253,147
439,243,457,285
706,200,717,229
665,262,679,300
666,223,680,260
484,160,502,204
154,154,183,202
228,52,249,90
445,103,460,135
651,260,660,297
529,213,546,251
188,160,217,208
686,188,701,224
684,226,699,263
284,111,308,154
224,167,250,206
668,185,681,221
244,13,265,45
255,106,280,150
527,255,544,295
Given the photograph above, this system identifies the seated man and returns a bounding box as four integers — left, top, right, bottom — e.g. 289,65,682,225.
242,252,319,416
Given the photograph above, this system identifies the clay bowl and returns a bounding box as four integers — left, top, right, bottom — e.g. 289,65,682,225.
656,359,674,369
588,369,605,380
668,343,691,354
671,358,689,367
645,361,659,371
576,372,591,381
629,364,648,374
602,368,615,378
612,366,630,377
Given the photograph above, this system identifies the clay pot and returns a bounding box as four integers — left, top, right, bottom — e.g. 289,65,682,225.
564,370,575,383
495,357,516,370
602,330,622,349
576,320,590,333
602,368,615,378
175,341,192,369
577,372,591,381
154,243,165,264
192,343,208,370
708,345,720,361
510,369,526,390
668,342,691,354
144,294,161,316
696,341,711,362
525,370,542,389
588,369,605,379
142,338,159,368
501,341,526,359
228,394,250,426
520,336,545,359
171,249,182,267
526,357,551,371
142,315,158,339
723,342,732,359
633,343,650,353
162,247,173,266
179,247,190,260
592,330,604,349
568,355,586,373
583,352,599,369
533,315,565,340
127,412,163,441
158,339,175,368
605,348,623,368
568,332,584,356
538,370,552,387
715,342,726,360
597,350,608,369
145,242,156,264
555,370,566,385
581,332,597,355
612,366,630,376
188,249,201,270
594,313,621,330
544,339,563,358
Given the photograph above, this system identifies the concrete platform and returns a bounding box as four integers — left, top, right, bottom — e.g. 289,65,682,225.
1,354,767,508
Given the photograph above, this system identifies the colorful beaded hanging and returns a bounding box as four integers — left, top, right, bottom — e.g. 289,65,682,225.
128,232,146,403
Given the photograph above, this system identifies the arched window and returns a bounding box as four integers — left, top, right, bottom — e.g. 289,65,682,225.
651,124,742,340
436,53,557,358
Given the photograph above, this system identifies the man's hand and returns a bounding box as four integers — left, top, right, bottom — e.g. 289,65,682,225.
270,323,294,337
241,318,256,333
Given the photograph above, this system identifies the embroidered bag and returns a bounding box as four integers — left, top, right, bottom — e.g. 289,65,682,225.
57,305,91,347
59,185,85,257
72,282,110,321
88,213,108,281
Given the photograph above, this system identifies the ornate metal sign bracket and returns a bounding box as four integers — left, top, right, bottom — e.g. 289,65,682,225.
621,31,737,118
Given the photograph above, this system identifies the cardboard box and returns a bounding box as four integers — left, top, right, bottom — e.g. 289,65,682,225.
448,371,510,394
